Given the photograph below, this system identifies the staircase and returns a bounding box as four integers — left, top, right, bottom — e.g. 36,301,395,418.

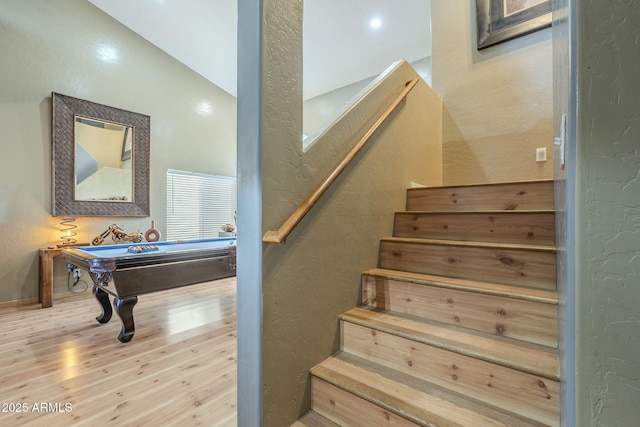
294,180,559,427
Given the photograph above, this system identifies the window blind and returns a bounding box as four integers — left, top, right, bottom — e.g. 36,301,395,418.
166,169,237,241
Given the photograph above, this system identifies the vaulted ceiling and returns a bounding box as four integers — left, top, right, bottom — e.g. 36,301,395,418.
89,0,431,99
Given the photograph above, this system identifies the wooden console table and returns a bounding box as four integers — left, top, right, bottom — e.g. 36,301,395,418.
38,247,62,308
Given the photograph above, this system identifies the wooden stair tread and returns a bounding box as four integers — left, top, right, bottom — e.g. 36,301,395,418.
363,268,558,304
292,410,341,427
407,179,554,191
381,237,556,252
312,352,549,427
341,307,559,380
400,209,555,214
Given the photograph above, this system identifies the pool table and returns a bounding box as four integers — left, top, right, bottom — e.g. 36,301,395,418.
62,237,236,343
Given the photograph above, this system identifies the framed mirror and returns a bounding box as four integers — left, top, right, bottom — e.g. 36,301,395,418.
52,92,150,216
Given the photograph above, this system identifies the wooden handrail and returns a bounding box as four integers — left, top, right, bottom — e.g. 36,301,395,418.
263,78,419,243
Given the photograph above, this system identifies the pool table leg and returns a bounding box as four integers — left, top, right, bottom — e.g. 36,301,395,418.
93,286,113,324
114,296,138,343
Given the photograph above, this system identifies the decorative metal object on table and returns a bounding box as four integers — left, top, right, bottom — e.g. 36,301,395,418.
92,224,143,246
57,217,89,247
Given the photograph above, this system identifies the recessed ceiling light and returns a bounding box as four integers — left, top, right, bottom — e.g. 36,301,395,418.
369,18,382,29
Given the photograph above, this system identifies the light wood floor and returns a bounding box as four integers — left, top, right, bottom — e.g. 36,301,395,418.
0,277,237,427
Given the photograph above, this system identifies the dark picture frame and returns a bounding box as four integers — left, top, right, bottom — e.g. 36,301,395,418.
476,0,552,50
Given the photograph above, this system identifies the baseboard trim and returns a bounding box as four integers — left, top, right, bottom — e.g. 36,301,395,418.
0,296,39,309
0,290,91,309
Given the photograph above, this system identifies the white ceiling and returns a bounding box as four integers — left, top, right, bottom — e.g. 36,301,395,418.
89,0,431,99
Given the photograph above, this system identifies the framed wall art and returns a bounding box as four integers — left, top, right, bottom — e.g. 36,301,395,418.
476,0,552,50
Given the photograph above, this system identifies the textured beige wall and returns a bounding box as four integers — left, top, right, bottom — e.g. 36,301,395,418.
303,77,371,138
431,2,553,185
303,58,432,139
260,44,442,427
0,0,236,303
575,1,640,425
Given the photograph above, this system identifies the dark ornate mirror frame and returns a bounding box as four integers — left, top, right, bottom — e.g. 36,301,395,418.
51,92,150,216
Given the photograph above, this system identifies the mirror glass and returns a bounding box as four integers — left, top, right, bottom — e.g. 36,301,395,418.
52,92,150,217
75,117,133,202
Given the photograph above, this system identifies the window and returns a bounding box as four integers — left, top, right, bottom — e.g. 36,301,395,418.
166,169,237,240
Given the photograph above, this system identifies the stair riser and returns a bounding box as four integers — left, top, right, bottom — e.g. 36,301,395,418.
406,181,554,212
394,212,555,245
341,321,560,426
379,241,556,290
311,378,422,427
362,276,558,348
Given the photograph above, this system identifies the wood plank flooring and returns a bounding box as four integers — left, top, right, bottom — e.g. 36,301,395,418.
0,278,237,427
